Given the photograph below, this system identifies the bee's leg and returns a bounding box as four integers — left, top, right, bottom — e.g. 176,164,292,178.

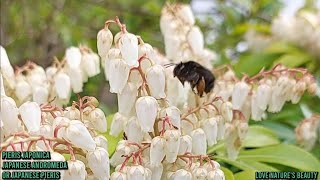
196,77,206,97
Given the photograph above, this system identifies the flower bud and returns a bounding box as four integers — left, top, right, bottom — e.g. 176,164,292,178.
145,163,163,180
201,118,218,146
173,169,192,180
127,165,146,180
191,128,207,155
119,33,139,67
291,80,306,104
32,86,48,104
150,136,166,166
251,91,264,121
139,43,156,60
307,81,317,95
64,160,87,180
19,101,41,134
50,152,65,178
164,36,181,60
54,72,71,100
135,96,158,132
87,147,110,180
94,135,108,151
237,121,249,141
68,67,83,93
187,26,204,55
110,171,127,180
124,116,144,142
1,96,20,134
220,102,233,122
52,117,70,138
176,4,195,25
160,106,181,130
295,119,319,150
104,48,121,80
256,83,272,110
178,135,192,155
65,120,96,151
64,106,80,120
232,81,250,110
118,82,138,115
216,115,225,140
146,65,166,99
97,28,113,58
108,58,130,93
15,79,32,102
81,52,100,77
65,47,82,69
164,129,181,163
193,167,208,180
110,112,127,137
207,169,225,180
128,69,143,88
88,108,107,133
37,124,53,149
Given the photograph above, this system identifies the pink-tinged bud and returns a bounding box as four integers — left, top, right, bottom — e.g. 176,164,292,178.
308,81,317,95
94,135,108,151
251,92,264,121
256,83,272,110
207,169,225,180
19,101,41,134
135,96,158,132
15,79,32,102
178,135,192,155
111,171,127,180
81,52,100,77
173,169,192,180
119,33,139,68
160,106,181,129
54,72,71,100
146,65,166,99
108,58,130,93
124,116,144,142
110,112,127,137
66,47,82,68
64,160,87,180
187,26,204,55
164,129,181,163
65,120,96,151
32,86,48,104
127,165,147,180
118,82,138,115
0,46,15,89
1,96,20,134
295,119,319,150
176,4,195,25
291,80,307,104
191,128,207,155
88,108,107,133
150,136,166,166
97,28,113,58
232,81,250,110
201,118,218,146
193,167,208,180
220,102,233,122
87,147,110,180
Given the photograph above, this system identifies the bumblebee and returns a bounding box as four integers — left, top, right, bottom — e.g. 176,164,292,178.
169,61,215,97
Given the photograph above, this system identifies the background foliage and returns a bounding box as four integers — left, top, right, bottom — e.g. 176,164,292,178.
1,0,320,177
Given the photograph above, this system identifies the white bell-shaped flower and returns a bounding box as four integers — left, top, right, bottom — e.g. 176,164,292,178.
32,86,48,104
65,120,96,151
1,96,20,134
104,48,121,80
146,64,166,99
45,66,57,80
97,28,113,58
110,140,132,167
127,165,146,180
164,36,181,60
108,58,130,93
64,107,80,120
119,33,139,67
52,116,70,138
19,101,41,134
124,116,144,142
193,167,208,180
220,102,233,122
94,135,108,151
64,160,87,180
54,72,71,99
178,135,192,155
145,163,163,180
88,108,107,133
291,80,306,104
164,129,181,163
173,169,192,180
232,81,250,110
15,79,32,102
68,67,83,93
216,115,225,140
145,168,152,180
201,118,218,146
0,46,15,89
118,82,138,115
50,152,66,178
187,26,204,55
110,112,127,137
81,52,100,77
191,128,207,155
251,92,264,121
150,136,166,166
207,169,225,180
160,106,181,130
37,124,53,149
256,83,272,110
111,171,127,180
176,4,195,25
87,147,110,180
138,43,156,60
66,47,82,68
135,96,158,132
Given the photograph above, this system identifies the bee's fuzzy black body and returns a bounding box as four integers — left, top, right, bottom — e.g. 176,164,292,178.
173,61,215,97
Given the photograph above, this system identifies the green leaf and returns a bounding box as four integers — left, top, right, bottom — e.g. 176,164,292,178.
233,53,280,76
243,125,280,147
259,121,296,143
238,144,320,171
216,156,278,171
221,167,235,180
101,114,123,156
240,160,279,171
265,42,299,54
234,170,256,180
273,53,312,68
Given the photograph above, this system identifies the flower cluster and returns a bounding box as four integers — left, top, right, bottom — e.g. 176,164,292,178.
295,114,320,151
1,93,109,179
160,3,217,68
0,45,100,106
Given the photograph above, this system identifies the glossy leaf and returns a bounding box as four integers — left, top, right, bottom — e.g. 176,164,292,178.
243,125,280,147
